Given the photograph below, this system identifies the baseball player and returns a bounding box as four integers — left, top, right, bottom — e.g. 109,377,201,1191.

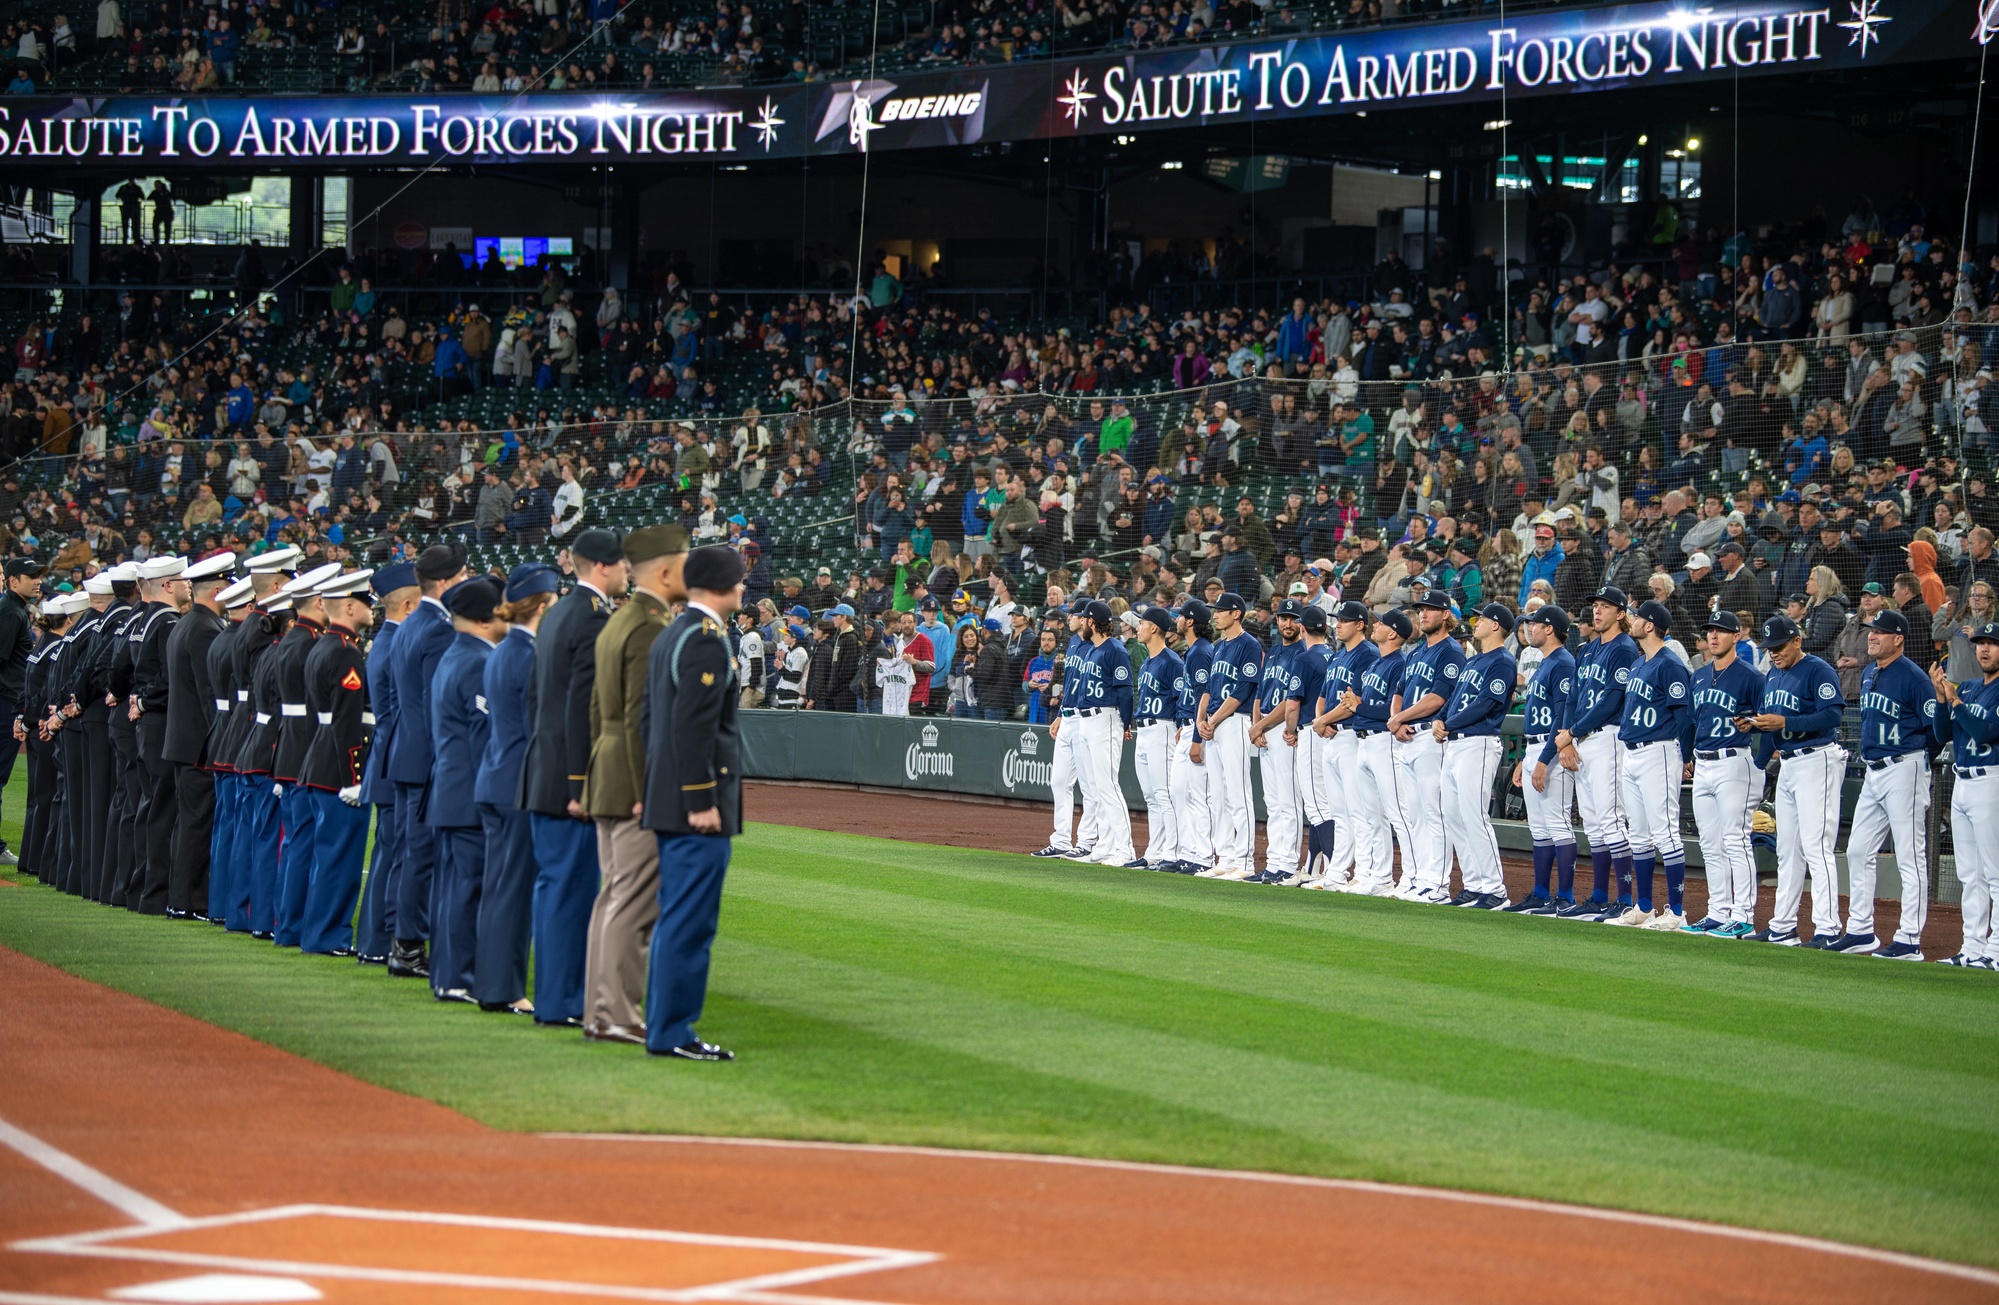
1166,601,1216,874
1828,607,1939,958
1306,600,1378,891
1608,599,1694,930
1346,608,1412,895
1065,600,1136,867
1034,603,1101,860
1554,587,1641,921
1437,603,1518,908
1130,606,1186,870
1198,593,1262,879
1931,622,1999,969
1386,592,1464,902
1248,602,1304,883
1506,606,1577,915
1681,610,1767,938
1286,606,1335,886
1746,614,1848,946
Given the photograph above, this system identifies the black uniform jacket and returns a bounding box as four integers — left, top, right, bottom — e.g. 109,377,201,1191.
640,607,742,839
300,624,372,791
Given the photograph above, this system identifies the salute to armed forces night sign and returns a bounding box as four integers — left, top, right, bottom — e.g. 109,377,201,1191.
0,0,1969,168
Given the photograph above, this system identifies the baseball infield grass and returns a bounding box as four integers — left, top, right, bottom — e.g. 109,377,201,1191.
2,775,1996,1268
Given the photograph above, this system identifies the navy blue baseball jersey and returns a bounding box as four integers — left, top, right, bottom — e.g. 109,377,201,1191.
1857,654,1941,760
1941,674,1999,768
1568,632,1641,740
1354,645,1404,729
1524,646,1575,766
1136,648,1186,724
1690,656,1766,752
1259,640,1299,715
1619,647,1694,751
1176,636,1213,727
1443,647,1517,737
1397,635,1465,723
1206,631,1264,713
1757,653,1845,751
1289,640,1335,716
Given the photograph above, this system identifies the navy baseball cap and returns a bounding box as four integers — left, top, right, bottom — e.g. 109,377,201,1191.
1177,599,1211,623
1276,598,1305,618
1213,593,1248,614
1478,602,1516,633
1865,609,1911,636
1520,604,1569,640
1298,606,1328,633
1631,599,1674,631
1702,610,1742,634
1972,622,1999,645
1082,599,1114,624
1412,590,1453,611
1590,585,1628,608
1376,609,1414,640
1759,614,1803,647
1137,605,1175,631
1334,599,1370,623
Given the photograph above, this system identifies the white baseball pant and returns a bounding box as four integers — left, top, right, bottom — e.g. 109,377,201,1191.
1256,729,1301,876
1521,738,1578,852
1169,723,1215,870
1133,721,1178,865
1441,735,1505,896
1842,752,1930,944
1575,728,1630,864
1048,716,1099,854
1691,748,1759,925
1206,714,1255,870
1620,740,1685,862
1295,727,1330,877
1078,712,1135,865
1394,728,1449,894
1320,728,1363,885
1949,770,1999,961
1352,729,1408,891
1770,745,1846,938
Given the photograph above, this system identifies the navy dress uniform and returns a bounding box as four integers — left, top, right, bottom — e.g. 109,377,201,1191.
22,595,85,880
100,567,152,908
641,546,747,1061
129,555,189,916
203,579,256,926
161,553,235,918
429,574,506,1002
473,564,560,1011
57,573,119,900
523,528,624,1027
387,543,469,978
298,569,377,956
271,562,342,947
235,587,296,937
354,562,417,964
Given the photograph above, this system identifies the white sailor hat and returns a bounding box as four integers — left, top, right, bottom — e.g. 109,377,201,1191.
83,574,115,595
216,577,256,609
105,561,141,583
137,555,187,580
45,592,90,616
315,568,376,600
184,552,237,583
281,562,343,598
245,545,302,574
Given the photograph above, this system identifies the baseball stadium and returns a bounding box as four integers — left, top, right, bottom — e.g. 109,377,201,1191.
0,0,1995,1299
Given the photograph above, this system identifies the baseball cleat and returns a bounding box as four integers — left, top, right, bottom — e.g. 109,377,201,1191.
1644,911,1688,931
1712,920,1757,939
1418,887,1453,904
1551,900,1598,919
1447,890,1483,907
1974,957,1998,971
1604,906,1653,927
1936,953,1979,967
1350,881,1397,897
1753,927,1801,946
1874,941,1925,961
1063,846,1097,860
1278,873,1313,887
1216,865,1255,880
1030,846,1070,857
1475,893,1511,910
1502,894,1552,913
1680,916,1725,934
1801,934,1840,950
1825,931,1880,954
1119,858,1151,870
1167,861,1203,874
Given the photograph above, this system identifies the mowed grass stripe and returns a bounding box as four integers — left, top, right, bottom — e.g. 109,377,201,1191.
714,936,1996,1262
728,863,1999,1133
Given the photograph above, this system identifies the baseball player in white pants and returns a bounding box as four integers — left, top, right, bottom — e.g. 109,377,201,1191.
1304,601,1373,890
1034,608,1101,860
1747,615,1847,946
1388,594,1462,903
1683,611,1766,938
1168,603,1217,874
1935,627,1999,969
1346,609,1413,895
1556,591,1641,920
1828,609,1936,958
1199,594,1261,879
1607,600,1693,931
1437,605,1517,908
1249,605,1304,883
1285,606,1334,886
1506,605,1578,915
1072,601,1136,867
1130,607,1186,869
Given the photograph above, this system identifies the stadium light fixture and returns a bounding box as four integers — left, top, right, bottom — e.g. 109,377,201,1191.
1161,160,1183,170
1482,119,1512,131
1428,169,1442,180
1637,133,1649,145
1686,137,1702,151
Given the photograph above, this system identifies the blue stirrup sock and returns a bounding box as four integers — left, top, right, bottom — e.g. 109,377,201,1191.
1664,854,1686,915
1613,851,1635,905
1555,842,1577,901
1531,841,1552,896
1588,847,1611,902
1634,855,1656,912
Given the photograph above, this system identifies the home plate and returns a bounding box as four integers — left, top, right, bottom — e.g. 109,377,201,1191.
14,1204,939,1302
108,1275,323,1303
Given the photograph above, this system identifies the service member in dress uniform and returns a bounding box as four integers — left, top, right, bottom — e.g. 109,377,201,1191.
203,578,256,926
96,562,147,907
298,568,377,957
523,528,628,1028
19,592,85,882
54,567,120,899
161,552,236,919
271,562,342,946
354,563,419,965
429,574,507,1003
641,545,746,1062
386,544,470,980
472,564,560,1014
129,554,191,916
235,563,299,937
0,558,39,865
582,524,688,1045
41,580,107,895
219,547,301,933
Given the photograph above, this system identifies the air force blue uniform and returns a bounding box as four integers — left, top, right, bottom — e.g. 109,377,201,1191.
389,596,453,951
474,625,538,1007
426,629,496,997
354,616,402,960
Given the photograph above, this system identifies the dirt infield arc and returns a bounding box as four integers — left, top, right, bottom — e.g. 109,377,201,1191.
0,948,1994,1305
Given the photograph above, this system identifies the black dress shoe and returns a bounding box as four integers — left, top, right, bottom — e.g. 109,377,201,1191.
250,930,274,940
165,908,189,919
325,947,356,958
535,1016,584,1029
434,987,477,1004
584,1023,648,1046
479,1000,535,1014
648,1040,735,1062
356,953,388,966
386,940,430,979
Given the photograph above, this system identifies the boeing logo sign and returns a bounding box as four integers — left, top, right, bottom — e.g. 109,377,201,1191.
0,0,1967,168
